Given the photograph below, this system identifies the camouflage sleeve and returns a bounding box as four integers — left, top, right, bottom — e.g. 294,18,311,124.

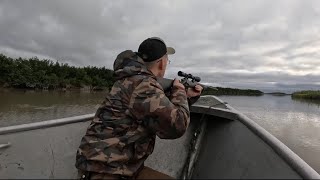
129,78,190,139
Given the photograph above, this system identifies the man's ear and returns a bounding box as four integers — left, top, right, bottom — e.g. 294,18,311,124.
159,58,165,70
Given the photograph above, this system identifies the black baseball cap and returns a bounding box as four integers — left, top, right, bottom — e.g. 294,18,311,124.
137,37,175,62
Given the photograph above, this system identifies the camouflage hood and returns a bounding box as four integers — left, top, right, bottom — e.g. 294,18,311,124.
113,50,154,80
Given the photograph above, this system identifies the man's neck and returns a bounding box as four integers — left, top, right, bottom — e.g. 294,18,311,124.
148,68,160,77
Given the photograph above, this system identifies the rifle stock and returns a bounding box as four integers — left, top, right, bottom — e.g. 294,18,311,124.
156,78,174,92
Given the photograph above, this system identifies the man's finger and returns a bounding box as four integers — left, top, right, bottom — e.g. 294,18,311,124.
194,85,202,92
173,78,185,90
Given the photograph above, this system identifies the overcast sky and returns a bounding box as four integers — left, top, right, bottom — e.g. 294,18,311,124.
1,0,320,92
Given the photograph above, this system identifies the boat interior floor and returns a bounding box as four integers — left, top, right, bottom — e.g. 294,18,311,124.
192,115,302,179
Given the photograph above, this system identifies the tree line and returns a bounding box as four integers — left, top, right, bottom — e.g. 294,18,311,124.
0,54,115,90
0,53,264,95
202,87,263,96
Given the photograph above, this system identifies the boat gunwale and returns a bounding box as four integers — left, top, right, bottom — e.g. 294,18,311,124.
0,113,95,135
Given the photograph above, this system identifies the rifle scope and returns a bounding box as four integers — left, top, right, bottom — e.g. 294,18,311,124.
178,71,201,82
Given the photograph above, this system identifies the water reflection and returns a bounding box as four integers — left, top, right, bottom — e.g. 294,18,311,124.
291,97,320,107
0,89,106,127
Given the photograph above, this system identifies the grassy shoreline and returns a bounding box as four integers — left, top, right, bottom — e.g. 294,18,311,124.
291,91,320,100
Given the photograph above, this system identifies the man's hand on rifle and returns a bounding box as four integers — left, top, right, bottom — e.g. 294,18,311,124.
187,85,203,98
173,78,185,90
172,79,203,98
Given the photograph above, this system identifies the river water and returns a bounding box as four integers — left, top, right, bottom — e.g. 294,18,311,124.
0,89,319,173
0,89,104,127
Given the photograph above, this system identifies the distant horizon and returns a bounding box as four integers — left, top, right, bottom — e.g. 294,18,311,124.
203,82,320,94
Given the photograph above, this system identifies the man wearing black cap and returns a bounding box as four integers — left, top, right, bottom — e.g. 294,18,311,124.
75,37,202,179
137,37,202,97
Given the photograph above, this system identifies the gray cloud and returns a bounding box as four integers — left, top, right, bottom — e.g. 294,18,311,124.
1,0,320,92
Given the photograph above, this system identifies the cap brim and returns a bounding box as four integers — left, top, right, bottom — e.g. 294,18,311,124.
167,47,175,55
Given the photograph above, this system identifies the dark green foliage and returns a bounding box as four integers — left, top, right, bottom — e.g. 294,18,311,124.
0,53,115,90
202,87,263,96
292,90,320,100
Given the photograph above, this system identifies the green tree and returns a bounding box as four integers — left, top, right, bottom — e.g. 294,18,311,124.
0,54,115,90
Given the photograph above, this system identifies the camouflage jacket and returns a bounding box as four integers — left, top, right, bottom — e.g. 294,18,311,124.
75,50,190,176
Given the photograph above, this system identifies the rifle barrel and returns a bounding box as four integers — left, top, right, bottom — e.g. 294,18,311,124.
157,77,218,91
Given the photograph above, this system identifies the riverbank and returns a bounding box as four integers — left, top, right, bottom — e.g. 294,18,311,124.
0,86,109,93
202,87,263,96
1,86,264,96
1,53,267,96
291,91,320,100
264,92,291,96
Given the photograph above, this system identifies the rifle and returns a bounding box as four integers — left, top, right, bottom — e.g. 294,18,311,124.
157,71,218,93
